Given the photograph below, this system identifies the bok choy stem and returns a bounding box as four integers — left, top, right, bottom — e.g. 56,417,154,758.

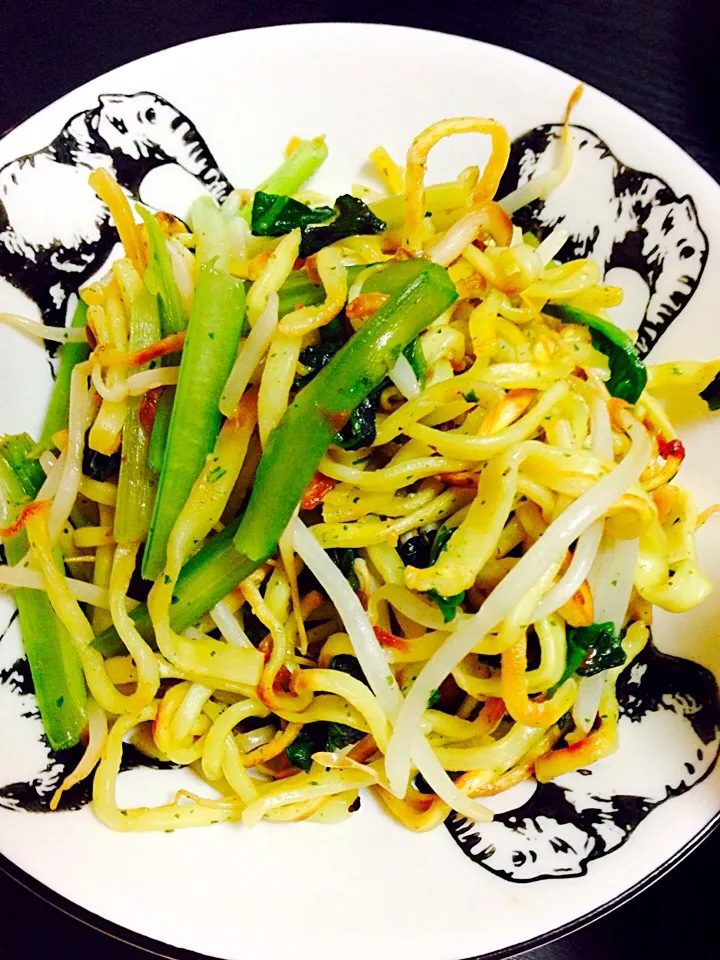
138,205,186,474
0,434,87,749
35,301,90,453
114,285,161,543
141,258,246,581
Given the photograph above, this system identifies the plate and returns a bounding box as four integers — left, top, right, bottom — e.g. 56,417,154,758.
1,21,719,960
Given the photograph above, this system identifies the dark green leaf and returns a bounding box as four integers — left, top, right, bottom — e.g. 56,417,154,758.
427,688,441,708
700,372,720,411
427,588,465,623
554,621,626,691
293,316,349,391
294,342,343,391
325,548,360,590
299,195,386,258
577,623,626,675
325,722,364,752
429,525,453,564
334,395,377,449
285,731,313,771
251,191,335,237
545,303,647,404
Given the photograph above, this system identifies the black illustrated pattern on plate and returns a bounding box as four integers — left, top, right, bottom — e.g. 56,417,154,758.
0,91,232,336
497,124,708,356
446,638,720,881
0,610,176,813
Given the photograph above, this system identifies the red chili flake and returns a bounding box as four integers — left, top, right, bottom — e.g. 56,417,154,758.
373,625,407,651
657,435,686,461
273,665,293,693
0,499,49,539
438,471,478,489
321,408,351,433
138,387,162,437
130,332,185,367
300,472,338,511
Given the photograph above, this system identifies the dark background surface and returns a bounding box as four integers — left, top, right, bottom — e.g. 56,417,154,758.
0,1,719,958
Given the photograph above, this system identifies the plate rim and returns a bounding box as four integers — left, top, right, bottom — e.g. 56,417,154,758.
1,17,719,960
3,811,719,960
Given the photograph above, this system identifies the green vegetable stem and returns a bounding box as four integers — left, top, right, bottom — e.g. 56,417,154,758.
95,259,458,654
141,203,247,581
234,259,457,562
137,205,187,474
0,434,87,750
114,286,161,544
35,301,90,453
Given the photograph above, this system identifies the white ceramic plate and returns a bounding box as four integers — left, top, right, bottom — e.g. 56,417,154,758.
1,22,719,960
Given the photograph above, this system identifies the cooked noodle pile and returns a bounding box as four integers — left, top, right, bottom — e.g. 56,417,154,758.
1,89,718,832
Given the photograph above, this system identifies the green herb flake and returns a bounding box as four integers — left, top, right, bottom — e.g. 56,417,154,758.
427,588,465,623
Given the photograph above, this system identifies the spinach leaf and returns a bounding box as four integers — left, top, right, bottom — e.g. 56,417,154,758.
333,378,389,450
299,195,386,258
545,303,647,404
293,315,348,391
285,723,328,771
334,395,377,449
285,732,314,771
294,342,342,391
328,653,369,687
325,548,360,590
427,588,466,623
429,525,453,564
251,191,335,237
82,429,121,482
700,372,720,411
427,688,441,708
555,621,626,690
577,623,626,675
325,722,364,752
